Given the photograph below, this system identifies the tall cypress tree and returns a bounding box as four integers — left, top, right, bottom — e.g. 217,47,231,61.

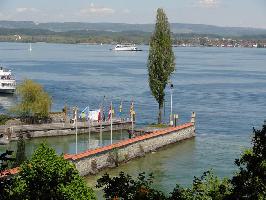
148,8,175,124
13,134,26,167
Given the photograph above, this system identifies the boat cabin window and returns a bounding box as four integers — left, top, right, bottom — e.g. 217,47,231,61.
1,83,15,87
1,75,11,80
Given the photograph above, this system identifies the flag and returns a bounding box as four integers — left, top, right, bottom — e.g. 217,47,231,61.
73,107,78,125
102,109,105,121
130,101,134,115
74,107,78,121
108,104,114,120
81,112,86,121
98,110,101,122
130,101,135,121
119,101,123,113
108,105,111,120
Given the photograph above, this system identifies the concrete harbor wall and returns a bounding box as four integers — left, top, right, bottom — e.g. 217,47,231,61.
66,122,195,176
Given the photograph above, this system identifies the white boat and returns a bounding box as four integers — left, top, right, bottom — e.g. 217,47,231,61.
29,43,32,52
112,44,141,51
0,67,16,94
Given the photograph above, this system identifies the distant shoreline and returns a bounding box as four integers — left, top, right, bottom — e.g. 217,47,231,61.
0,41,265,49
0,23,265,48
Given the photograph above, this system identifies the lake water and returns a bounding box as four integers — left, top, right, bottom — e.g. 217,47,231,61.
0,42,266,193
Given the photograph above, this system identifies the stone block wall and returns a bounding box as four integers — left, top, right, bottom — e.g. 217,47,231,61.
66,123,195,176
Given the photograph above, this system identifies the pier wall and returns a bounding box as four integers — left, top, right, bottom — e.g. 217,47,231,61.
0,121,132,142
0,122,196,178
27,122,131,138
66,123,195,176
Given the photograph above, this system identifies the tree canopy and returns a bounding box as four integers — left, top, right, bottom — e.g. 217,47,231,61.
229,124,266,199
97,170,231,200
147,8,175,124
12,79,52,119
8,143,96,200
97,172,167,200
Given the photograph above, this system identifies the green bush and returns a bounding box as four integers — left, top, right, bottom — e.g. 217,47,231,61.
0,114,11,125
7,143,96,200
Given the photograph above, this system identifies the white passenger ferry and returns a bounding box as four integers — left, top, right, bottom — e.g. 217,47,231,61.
0,67,16,94
112,44,142,51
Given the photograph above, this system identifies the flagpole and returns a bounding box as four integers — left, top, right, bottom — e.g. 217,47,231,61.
131,101,134,135
75,106,78,154
110,101,113,144
88,119,91,148
88,106,91,149
120,100,123,140
100,105,102,147
131,115,134,135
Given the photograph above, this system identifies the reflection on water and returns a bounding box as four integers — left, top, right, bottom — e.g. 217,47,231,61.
0,130,129,157
0,94,16,112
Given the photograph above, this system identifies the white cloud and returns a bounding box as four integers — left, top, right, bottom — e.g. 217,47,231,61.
199,0,219,8
79,3,115,15
16,7,39,13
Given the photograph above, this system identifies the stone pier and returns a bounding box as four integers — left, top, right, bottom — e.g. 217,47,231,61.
0,120,132,143
0,122,196,177
65,122,195,176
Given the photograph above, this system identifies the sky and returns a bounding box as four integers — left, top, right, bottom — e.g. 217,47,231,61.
0,0,265,28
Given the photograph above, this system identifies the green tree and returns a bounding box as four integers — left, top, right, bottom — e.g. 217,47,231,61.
12,79,52,120
147,8,175,124
0,150,15,200
229,124,266,200
13,134,26,168
0,114,11,125
171,170,231,200
96,172,167,200
9,143,96,200
97,170,231,200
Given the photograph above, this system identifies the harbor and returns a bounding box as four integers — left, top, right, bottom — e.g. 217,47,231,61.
0,42,264,189
0,2,265,198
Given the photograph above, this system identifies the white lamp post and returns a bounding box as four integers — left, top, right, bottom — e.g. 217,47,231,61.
100,105,103,146
75,106,78,154
170,83,174,126
110,101,113,144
